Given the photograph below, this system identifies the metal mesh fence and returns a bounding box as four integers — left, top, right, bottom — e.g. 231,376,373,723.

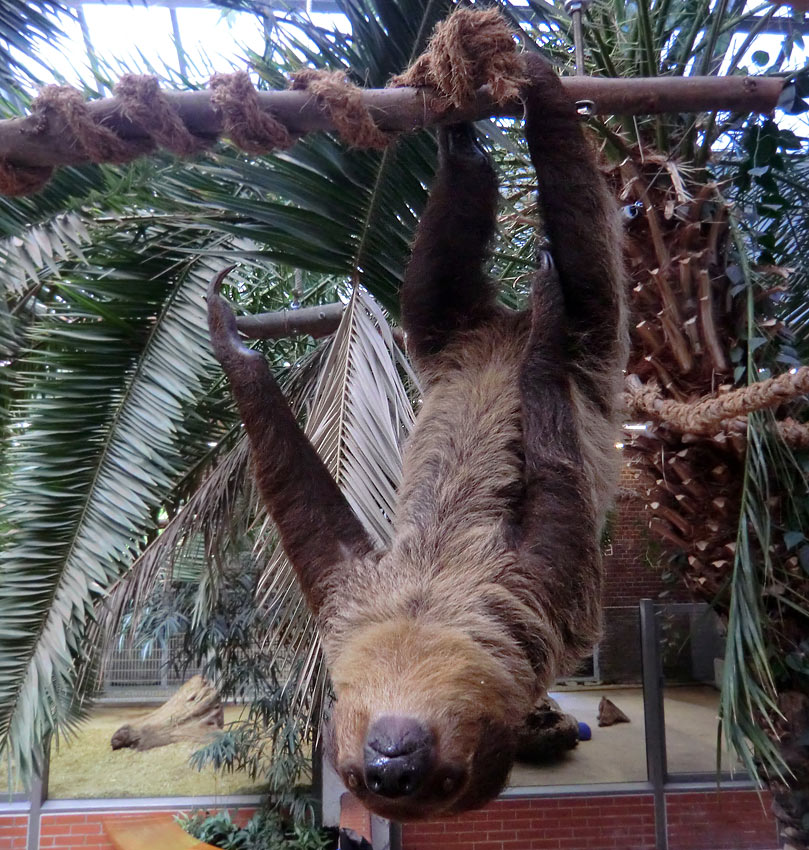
100,636,203,702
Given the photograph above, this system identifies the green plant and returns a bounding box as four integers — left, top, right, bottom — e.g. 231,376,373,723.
177,809,334,850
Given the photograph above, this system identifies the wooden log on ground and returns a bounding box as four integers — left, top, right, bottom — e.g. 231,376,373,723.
110,675,224,752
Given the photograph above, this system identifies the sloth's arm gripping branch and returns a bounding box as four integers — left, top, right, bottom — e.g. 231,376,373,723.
513,57,625,669
401,124,500,363
207,268,374,612
521,53,626,369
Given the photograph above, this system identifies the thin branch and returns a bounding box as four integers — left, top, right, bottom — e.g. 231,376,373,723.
235,302,405,346
236,302,344,339
0,76,787,170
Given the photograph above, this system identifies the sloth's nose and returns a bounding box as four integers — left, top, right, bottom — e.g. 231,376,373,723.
364,716,434,798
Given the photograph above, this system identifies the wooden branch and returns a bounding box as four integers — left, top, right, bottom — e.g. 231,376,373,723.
236,302,344,339
235,301,405,346
0,75,786,171
110,675,223,751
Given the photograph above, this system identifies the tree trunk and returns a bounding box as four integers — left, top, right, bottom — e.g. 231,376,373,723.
615,148,809,850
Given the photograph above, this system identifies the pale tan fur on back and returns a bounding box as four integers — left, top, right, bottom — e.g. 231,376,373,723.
321,307,620,710
322,315,528,657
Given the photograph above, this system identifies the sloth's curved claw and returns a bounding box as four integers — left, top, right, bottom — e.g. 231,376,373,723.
206,265,261,370
438,123,489,167
537,249,555,273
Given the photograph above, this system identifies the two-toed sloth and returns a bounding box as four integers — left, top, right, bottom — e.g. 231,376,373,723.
207,53,628,821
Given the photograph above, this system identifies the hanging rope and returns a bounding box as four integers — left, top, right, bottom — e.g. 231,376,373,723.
625,368,809,445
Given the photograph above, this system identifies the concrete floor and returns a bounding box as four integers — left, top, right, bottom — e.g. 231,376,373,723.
509,685,740,787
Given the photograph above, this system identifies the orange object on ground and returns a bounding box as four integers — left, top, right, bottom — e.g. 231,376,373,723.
105,814,217,850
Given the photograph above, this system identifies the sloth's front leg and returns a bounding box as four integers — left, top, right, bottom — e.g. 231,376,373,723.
206,268,373,613
400,122,499,365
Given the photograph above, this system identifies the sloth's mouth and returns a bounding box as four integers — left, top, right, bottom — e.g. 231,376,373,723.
339,762,468,820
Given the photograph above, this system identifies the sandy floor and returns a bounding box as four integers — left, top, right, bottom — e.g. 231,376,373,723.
45,705,260,799
510,685,740,787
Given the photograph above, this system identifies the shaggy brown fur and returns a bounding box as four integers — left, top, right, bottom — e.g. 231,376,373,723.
207,53,628,821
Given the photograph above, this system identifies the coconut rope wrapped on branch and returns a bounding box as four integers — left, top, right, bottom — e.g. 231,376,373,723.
624,369,809,448
0,7,794,196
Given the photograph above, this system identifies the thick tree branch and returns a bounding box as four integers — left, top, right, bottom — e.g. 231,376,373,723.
0,76,787,170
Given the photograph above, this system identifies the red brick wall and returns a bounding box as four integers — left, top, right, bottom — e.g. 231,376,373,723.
401,789,778,850
0,813,28,850
402,795,656,850
667,790,777,850
603,464,672,607
40,813,114,849
340,792,372,841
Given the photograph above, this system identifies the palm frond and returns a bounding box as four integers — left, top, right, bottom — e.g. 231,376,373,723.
0,1,68,91
254,286,417,732
0,226,224,779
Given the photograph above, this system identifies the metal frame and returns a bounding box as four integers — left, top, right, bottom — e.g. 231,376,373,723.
641,598,669,850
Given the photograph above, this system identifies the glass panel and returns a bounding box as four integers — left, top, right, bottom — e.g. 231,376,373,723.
509,604,649,786
48,703,262,799
0,767,26,796
509,683,648,786
660,602,742,776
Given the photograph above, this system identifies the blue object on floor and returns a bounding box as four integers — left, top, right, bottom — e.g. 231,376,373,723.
578,721,592,741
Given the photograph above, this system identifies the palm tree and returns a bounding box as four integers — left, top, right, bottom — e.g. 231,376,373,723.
0,1,808,846
0,0,448,787
519,2,809,845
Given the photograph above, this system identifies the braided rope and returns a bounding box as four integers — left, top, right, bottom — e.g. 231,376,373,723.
0,159,53,197
115,74,205,156
777,418,809,449
290,69,389,149
391,7,526,110
0,8,526,196
210,71,294,153
35,85,153,164
625,368,809,445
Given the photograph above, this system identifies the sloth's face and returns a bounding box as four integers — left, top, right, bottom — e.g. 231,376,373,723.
327,618,523,821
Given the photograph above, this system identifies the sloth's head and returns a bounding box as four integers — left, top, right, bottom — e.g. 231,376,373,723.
327,618,529,821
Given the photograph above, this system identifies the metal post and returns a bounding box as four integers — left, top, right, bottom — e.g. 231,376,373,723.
563,0,593,76
26,741,49,850
640,598,668,850
169,8,189,78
